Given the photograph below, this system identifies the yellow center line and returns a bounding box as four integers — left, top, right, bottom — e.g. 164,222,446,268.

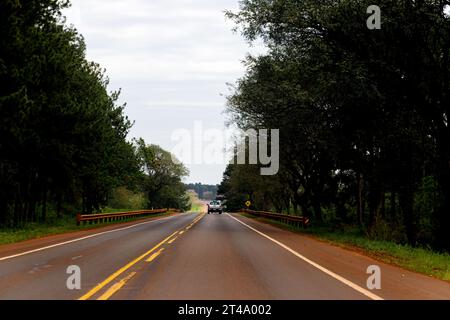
167,236,178,244
145,248,164,262
78,230,178,300
78,213,203,300
185,214,204,230
97,272,137,300
184,213,205,231
98,214,205,299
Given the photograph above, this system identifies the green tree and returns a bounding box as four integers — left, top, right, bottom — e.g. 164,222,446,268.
136,139,189,210
0,0,140,224
224,0,450,249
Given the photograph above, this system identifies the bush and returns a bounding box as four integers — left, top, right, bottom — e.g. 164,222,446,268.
108,187,146,210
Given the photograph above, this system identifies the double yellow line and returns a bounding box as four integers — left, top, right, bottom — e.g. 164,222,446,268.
78,213,204,300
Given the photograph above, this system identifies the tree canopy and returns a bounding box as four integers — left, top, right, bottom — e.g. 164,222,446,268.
221,0,450,250
0,0,190,226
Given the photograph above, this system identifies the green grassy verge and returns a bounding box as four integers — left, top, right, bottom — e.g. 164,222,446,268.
0,210,173,246
239,213,450,282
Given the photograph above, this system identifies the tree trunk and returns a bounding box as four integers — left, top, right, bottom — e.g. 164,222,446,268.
56,193,63,219
356,173,365,226
336,200,348,223
313,201,323,223
41,185,47,223
389,192,396,219
368,183,384,230
300,203,310,219
284,198,291,214
399,186,416,246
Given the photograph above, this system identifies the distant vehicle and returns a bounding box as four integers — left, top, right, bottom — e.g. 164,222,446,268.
207,200,223,214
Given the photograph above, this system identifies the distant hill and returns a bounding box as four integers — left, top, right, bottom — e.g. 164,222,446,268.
185,183,218,200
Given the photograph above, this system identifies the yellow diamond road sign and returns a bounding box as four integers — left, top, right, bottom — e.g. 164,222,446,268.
245,201,251,208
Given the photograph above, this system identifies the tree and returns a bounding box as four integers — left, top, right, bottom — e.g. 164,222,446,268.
0,0,140,224
224,0,450,250
136,139,189,210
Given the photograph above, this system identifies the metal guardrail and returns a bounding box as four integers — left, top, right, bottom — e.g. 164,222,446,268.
241,209,310,228
76,208,181,226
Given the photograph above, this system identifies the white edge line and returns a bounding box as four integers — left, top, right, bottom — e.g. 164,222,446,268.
226,213,384,301
0,213,188,261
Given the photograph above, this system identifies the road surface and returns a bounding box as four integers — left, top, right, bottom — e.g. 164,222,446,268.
0,211,449,300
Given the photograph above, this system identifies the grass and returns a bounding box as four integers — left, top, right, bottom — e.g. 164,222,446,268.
240,213,450,282
0,210,173,246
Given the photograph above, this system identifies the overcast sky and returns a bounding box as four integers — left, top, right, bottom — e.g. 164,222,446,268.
64,0,264,185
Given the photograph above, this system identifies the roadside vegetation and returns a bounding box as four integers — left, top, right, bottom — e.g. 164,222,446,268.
0,209,175,245
0,1,190,233
220,0,450,253
187,191,205,213
185,183,218,201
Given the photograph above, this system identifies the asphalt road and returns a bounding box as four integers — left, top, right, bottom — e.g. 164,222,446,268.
0,211,449,300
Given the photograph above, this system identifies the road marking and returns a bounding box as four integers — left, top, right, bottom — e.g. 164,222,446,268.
0,213,186,261
179,231,185,235
167,236,178,244
97,272,137,300
227,213,384,301
78,230,179,300
185,215,203,231
145,248,164,262
79,213,204,300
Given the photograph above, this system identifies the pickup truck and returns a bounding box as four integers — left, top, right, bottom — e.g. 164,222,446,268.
207,200,223,214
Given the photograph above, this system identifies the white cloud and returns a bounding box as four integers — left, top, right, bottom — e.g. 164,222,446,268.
144,100,225,109
63,0,265,184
